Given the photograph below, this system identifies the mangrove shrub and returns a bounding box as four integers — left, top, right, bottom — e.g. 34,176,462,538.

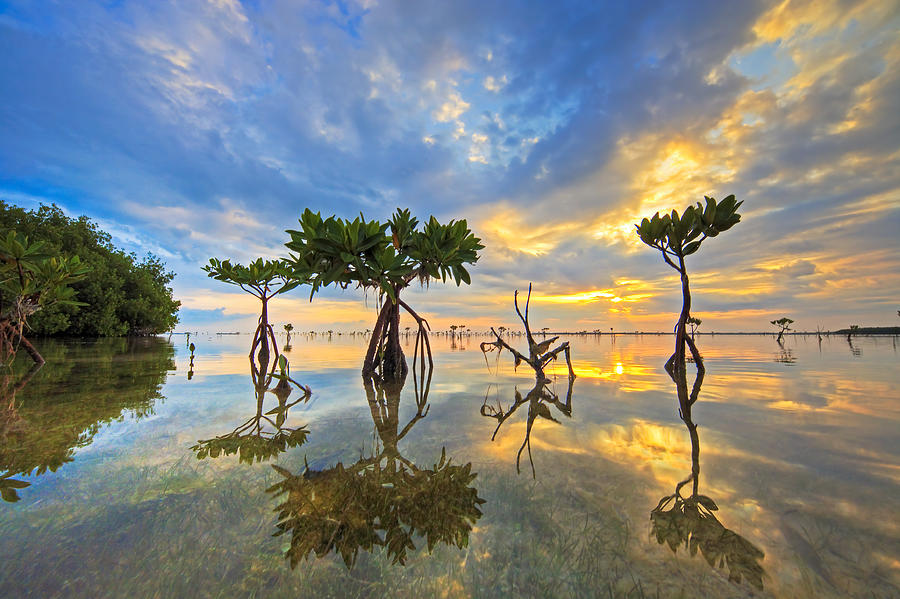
0,201,180,336
203,258,303,371
635,195,742,372
0,231,90,364
770,317,793,343
285,208,482,381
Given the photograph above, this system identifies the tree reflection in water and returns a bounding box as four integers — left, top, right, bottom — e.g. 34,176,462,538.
267,365,484,569
191,357,311,464
0,338,175,502
0,363,42,502
650,344,766,590
480,377,573,477
774,344,796,364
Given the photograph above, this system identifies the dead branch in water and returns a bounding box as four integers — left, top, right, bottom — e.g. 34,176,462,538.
480,283,575,382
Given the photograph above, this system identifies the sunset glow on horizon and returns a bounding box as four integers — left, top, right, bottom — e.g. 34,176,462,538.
1,0,898,333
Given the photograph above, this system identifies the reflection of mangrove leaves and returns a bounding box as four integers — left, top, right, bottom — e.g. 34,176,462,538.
651,494,765,590
0,337,174,502
191,368,310,464
534,401,554,422
0,474,29,502
192,427,309,464
267,448,484,569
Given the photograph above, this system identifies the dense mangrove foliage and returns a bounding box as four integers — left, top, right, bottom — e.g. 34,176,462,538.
285,208,483,380
0,202,180,338
0,231,89,364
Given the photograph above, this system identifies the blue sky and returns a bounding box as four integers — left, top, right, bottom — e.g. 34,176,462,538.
1,0,898,332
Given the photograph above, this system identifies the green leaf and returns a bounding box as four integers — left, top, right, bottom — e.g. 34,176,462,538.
682,240,702,255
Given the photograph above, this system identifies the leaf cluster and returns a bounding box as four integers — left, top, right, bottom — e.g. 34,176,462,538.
0,474,30,502
651,493,764,590
0,231,91,320
635,195,742,263
267,448,484,569
285,208,483,302
191,427,309,464
202,257,302,299
770,317,793,328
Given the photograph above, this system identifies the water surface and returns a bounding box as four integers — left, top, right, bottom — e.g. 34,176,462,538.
1,333,898,598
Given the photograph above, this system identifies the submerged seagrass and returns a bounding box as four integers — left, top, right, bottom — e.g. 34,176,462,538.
0,333,898,598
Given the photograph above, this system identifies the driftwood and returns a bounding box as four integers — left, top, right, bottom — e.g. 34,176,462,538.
480,283,575,382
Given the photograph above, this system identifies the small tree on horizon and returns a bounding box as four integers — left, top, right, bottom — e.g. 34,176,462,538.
686,316,702,340
770,317,793,343
635,195,743,373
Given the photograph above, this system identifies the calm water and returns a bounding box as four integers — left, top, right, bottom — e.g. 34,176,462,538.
0,333,898,598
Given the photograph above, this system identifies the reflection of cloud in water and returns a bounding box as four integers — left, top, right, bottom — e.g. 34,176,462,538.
176,336,370,377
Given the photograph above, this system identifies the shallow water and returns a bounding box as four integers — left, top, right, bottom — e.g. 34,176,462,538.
0,333,898,598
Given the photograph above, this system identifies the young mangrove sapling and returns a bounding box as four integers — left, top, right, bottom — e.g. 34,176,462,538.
203,258,305,372
635,195,742,374
770,317,793,344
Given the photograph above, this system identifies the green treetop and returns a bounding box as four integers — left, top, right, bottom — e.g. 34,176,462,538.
285,208,483,380
203,258,305,372
0,201,180,336
635,195,742,373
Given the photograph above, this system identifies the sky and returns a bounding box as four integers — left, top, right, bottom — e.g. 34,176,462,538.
1,0,898,333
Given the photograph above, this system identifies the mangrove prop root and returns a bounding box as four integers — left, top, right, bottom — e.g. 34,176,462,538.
363,297,408,381
362,296,434,381
0,320,45,365
399,299,433,372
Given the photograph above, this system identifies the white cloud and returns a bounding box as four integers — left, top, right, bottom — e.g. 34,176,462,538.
483,74,508,92
433,91,470,122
